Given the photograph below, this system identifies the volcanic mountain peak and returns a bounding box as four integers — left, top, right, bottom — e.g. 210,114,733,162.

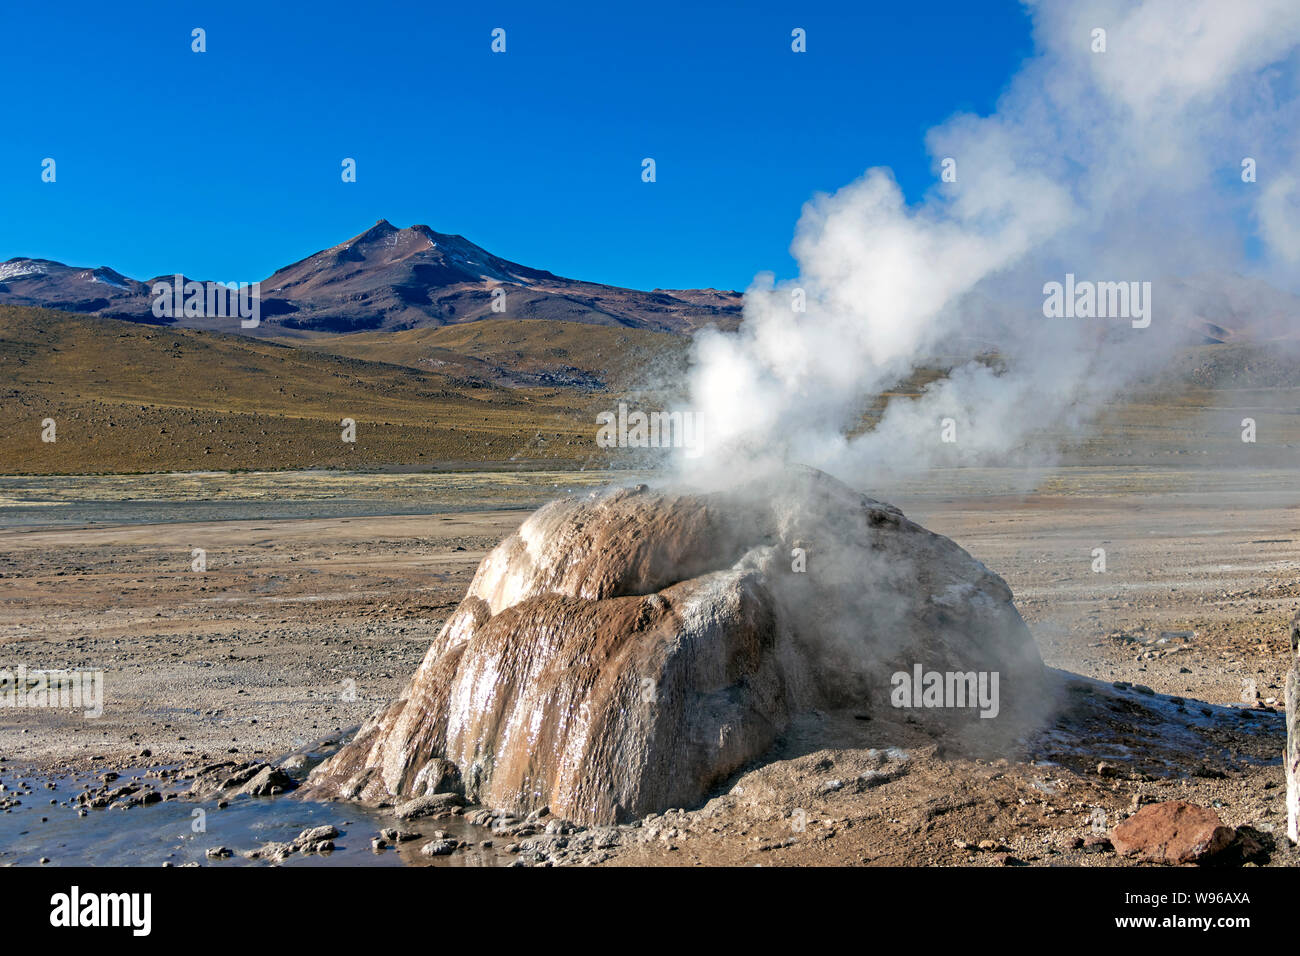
0,258,52,281
0,258,151,319
1,257,139,286
0,220,744,334
304,218,420,263
325,219,454,257
264,219,552,295
245,218,738,334
88,266,135,289
327,218,436,256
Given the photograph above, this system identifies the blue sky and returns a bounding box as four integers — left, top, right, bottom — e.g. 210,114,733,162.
0,0,1033,292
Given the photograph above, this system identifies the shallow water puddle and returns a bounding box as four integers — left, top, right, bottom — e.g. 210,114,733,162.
0,767,507,867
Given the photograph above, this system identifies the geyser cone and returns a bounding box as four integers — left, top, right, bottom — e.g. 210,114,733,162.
304,466,1045,825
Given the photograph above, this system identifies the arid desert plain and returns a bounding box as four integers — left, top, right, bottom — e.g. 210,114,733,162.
2,450,1296,866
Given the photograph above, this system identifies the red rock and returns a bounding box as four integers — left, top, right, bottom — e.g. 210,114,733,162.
1110,801,1236,864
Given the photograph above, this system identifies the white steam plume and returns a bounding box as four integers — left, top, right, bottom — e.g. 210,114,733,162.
680,0,1300,488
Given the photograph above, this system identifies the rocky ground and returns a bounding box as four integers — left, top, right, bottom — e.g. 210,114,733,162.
0,466,1296,866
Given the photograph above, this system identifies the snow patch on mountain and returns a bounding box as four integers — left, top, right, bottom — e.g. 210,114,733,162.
88,269,130,290
0,260,48,281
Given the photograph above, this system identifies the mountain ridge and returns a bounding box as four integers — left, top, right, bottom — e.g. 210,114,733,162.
0,220,744,336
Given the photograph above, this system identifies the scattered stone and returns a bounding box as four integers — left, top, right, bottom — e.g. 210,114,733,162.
1111,801,1238,865
394,792,465,820
279,753,311,774
205,846,232,860
235,765,295,797
244,841,295,863
189,761,295,799
420,839,458,857
293,825,339,845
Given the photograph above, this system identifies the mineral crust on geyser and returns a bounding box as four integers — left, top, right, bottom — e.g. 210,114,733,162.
303,467,1044,825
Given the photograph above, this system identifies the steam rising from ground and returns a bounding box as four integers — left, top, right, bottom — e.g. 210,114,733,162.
680,0,1300,488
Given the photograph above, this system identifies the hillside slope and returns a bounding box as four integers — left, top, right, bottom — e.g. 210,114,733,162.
0,306,612,473
283,318,689,390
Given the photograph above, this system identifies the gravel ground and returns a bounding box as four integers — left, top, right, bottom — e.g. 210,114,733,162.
0,466,1295,866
